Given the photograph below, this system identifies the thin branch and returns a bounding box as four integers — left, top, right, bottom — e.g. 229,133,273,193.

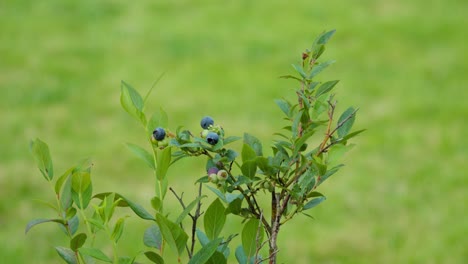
190,183,204,257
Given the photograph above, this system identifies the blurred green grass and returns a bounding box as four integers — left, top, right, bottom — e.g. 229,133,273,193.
1,0,467,263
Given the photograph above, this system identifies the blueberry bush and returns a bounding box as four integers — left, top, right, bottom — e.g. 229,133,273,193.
26,30,364,264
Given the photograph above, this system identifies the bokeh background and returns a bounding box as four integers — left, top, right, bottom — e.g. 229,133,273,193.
1,0,467,263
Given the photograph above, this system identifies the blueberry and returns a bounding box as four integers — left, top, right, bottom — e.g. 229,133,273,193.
153,127,166,141
206,132,219,145
207,167,219,175
200,116,214,129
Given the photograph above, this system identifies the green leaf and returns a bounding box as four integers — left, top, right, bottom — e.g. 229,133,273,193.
226,196,243,215
308,60,336,79
206,251,227,264
196,229,210,247
204,198,226,240
292,129,316,158
327,144,353,165
79,247,112,263
119,195,155,220
241,161,257,179
188,238,223,264
337,107,357,138
151,196,162,212
144,251,165,264
292,64,307,79
72,183,92,210
156,147,172,180
155,213,188,256
297,169,317,196
112,217,126,243
291,109,303,139
316,29,336,45
341,129,366,141
279,74,303,82
316,80,339,97
126,143,155,169
206,185,227,203
32,199,58,212
275,99,291,117
241,144,257,163
317,164,344,186
176,195,206,224
144,225,163,250
68,215,80,236
55,247,77,264
30,138,54,181
60,174,73,210
235,246,248,264
243,133,263,156
55,166,74,195
223,136,241,145
303,196,326,210
70,233,87,251
118,256,134,264
121,80,146,126
242,219,264,259
25,218,65,234
103,193,116,222
71,169,91,193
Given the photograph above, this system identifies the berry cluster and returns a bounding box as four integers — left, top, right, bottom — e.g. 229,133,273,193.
151,116,224,150
207,167,229,188
199,116,222,145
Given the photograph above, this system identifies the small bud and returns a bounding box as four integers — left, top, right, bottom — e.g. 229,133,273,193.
302,52,309,60
157,138,169,148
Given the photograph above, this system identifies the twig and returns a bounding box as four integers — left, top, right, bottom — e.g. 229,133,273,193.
190,183,204,257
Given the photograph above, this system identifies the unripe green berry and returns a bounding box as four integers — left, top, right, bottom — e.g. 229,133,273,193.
201,129,210,139
157,138,169,148
209,173,218,183
217,170,228,181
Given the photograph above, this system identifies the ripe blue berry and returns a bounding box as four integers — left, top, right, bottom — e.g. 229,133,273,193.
206,132,219,145
200,116,214,129
153,127,166,141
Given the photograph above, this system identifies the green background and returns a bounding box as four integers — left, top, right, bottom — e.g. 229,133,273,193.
1,1,466,263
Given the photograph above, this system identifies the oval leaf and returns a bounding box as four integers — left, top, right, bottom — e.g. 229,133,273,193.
204,198,226,240
121,80,146,125
337,107,357,138
156,147,172,180
144,251,164,264
144,224,163,250
303,196,326,210
70,233,87,251
79,247,112,263
126,143,155,169
25,218,65,234
30,138,54,181
242,219,264,259
55,247,77,264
